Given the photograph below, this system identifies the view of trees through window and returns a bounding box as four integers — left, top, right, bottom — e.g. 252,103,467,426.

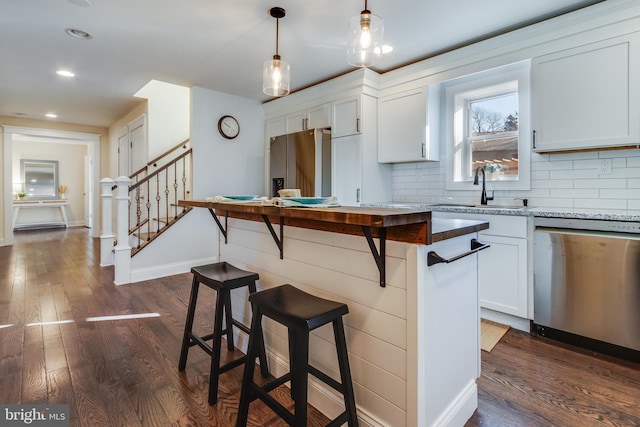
468,93,519,180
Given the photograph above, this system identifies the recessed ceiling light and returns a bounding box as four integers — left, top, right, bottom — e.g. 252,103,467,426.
57,70,75,77
46,113,58,118
65,28,92,40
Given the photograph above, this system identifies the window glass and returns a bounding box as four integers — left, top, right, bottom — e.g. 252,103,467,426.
468,93,518,181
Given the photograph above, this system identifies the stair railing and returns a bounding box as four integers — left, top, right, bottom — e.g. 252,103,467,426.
128,147,192,253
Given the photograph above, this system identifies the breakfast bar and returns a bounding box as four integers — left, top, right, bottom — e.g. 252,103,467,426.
179,199,489,426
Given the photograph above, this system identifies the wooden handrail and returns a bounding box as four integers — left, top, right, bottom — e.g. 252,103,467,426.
130,148,192,191
147,138,190,167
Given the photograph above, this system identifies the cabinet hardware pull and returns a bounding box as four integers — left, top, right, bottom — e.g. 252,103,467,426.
356,118,360,133
427,239,490,266
532,130,536,149
356,188,360,203
422,143,426,158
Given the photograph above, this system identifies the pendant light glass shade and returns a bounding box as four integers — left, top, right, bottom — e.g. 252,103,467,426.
263,7,290,97
263,55,290,97
347,1,383,67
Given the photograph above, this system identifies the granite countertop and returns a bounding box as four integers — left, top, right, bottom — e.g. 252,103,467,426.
363,202,640,222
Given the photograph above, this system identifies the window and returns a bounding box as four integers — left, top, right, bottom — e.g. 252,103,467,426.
445,61,531,191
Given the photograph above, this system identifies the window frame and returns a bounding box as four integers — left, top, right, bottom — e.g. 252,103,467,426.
444,61,531,191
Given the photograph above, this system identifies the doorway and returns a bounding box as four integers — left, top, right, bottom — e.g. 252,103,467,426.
2,126,101,246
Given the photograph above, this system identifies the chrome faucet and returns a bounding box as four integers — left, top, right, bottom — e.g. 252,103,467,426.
473,166,494,205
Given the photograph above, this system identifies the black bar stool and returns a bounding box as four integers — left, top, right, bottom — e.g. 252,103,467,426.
178,262,269,405
236,284,358,427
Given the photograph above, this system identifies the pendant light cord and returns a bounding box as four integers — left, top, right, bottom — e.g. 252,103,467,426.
275,17,279,57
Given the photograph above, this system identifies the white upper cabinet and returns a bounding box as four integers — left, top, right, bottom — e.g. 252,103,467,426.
332,96,361,138
285,103,331,133
532,32,640,152
266,116,286,138
378,86,440,163
331,134,362,206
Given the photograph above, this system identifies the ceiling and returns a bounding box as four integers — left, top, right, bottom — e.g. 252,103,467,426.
1,0,604,128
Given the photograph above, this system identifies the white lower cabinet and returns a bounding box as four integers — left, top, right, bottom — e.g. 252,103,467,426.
433,212,529,320
477,234,527,317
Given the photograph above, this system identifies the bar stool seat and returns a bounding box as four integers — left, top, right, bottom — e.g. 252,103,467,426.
178,262,269,405
236,284,358,426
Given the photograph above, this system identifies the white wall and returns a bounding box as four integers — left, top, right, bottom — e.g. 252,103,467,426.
128,86,265,282
134,80,190,159
191,87,265,197
12,138,88,226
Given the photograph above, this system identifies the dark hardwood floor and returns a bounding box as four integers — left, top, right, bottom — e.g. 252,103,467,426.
1,227,639,426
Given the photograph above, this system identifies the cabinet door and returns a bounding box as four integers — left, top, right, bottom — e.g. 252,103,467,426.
266,116,286,138
378,87,439,163
477,234,527,317
307,103,331,129
332,135,362,206
332,97,360,137
532,33,640,152
286,111,306,133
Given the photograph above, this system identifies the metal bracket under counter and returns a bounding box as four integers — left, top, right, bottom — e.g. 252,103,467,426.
206,207,389,286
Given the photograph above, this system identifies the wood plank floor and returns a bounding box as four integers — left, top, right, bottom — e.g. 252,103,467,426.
1,227,639,426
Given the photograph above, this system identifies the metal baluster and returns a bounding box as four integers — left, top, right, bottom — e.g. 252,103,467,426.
146,180,152,241
156,173,162,233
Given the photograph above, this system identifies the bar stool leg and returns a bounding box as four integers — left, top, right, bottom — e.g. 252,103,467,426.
248,281,269,378
208,287,228,405
178,276,200,371
236,305,262,427
223,293,235,351
291,328,309,426
334,318,359,427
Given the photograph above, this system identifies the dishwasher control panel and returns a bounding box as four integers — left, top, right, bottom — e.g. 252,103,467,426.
534,217,640,234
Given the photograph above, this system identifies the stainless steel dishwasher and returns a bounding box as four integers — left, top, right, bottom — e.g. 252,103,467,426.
533,217,640,360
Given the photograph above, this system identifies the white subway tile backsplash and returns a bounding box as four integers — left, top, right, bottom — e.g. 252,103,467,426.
531,179,573,189
574,178,627,188
572,159,598,169
390,148,639,212
574,198,627,209
600,189,640,199
550,188,598,199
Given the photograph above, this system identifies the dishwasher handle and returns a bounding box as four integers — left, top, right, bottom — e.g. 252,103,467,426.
427,238,490,267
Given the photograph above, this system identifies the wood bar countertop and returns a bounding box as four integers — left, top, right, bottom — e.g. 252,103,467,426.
179,200,489,245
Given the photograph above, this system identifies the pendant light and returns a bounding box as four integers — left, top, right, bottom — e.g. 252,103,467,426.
263,7,290,97
347,0,384,67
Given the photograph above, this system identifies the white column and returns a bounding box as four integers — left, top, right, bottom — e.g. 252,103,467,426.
113,176,132,285
99,178,115,267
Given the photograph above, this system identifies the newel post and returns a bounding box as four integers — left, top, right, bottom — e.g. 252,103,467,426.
113,176,132,285
99,178,115,267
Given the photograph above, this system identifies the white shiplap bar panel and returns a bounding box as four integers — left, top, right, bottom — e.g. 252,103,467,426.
223,226,408,348
219,218,411,426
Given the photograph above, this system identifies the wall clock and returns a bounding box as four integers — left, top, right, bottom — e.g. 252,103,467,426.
218,115,240,139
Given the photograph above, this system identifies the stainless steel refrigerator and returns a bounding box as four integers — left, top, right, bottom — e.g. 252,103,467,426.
269,128,331,197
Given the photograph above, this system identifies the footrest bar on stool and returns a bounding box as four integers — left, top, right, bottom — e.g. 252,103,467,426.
308,365,344,393
259,373,291,394
326,412,350,427
218,355,248,374
189,334,214,357
249,384,295,425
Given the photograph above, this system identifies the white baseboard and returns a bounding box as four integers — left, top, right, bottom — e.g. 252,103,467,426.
431,380,478,427
129,256,218,283
481,308,530,332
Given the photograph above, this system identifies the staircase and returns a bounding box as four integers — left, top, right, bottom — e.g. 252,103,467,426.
128,141,192,255
104,139,193,264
